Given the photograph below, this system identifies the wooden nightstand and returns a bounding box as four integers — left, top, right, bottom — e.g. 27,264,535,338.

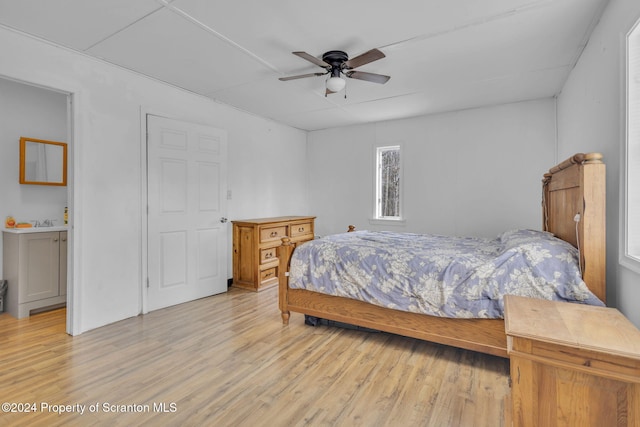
504,295,640,427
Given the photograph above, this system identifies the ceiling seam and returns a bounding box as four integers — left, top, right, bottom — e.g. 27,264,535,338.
83,6,166,52
157,0,281,74
557,0,611,92
380,0,555,51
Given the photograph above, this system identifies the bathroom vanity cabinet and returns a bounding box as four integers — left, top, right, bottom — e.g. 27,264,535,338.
3,228,67,318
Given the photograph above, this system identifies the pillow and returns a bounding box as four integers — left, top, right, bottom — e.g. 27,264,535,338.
496,229,604,306
499,229,559,251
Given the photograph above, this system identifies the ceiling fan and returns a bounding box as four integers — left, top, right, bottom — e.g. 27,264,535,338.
279,49,390,96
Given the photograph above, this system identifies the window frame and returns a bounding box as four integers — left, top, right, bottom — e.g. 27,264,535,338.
621,15,640,274
371,144,404,224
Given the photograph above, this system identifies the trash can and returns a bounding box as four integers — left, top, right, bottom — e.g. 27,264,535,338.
0,280,7,312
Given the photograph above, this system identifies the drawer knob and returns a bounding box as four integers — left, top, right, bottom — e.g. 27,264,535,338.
270,231,278,237
298,227,304,232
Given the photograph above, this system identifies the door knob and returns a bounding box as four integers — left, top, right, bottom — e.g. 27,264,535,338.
220,217,228,223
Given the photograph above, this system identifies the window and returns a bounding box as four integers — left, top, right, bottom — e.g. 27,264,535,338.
624,18,640,273
375,145,402,220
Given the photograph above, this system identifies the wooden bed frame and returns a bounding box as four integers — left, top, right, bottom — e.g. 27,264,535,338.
277,153,606,358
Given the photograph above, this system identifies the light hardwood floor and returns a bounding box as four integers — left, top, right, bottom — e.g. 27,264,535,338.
0,287,510,426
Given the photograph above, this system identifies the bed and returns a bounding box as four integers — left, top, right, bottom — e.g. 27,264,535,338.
277,153,606,358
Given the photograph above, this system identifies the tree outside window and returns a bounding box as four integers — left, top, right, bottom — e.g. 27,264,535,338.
376,145,401,219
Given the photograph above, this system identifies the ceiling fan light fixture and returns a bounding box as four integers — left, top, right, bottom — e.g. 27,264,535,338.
326,76,346,92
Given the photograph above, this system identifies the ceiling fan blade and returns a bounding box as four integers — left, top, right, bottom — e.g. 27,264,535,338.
292,51,331,68
345,71,390,84
279,72,326,81
343,48,385,69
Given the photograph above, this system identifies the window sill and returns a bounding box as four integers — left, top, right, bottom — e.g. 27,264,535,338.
369,218,406,227
620,254,640,275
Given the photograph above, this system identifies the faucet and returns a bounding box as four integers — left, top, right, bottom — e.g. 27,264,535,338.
32,219,55,227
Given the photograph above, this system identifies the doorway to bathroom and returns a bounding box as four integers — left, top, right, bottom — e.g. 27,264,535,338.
0,76,73,332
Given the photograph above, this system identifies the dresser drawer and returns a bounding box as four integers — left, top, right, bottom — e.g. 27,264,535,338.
260,247,277,264
260,225,287,243
260,267,277,284
290,222,313,238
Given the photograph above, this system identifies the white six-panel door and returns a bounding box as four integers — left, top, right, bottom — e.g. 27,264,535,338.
146,115,228,311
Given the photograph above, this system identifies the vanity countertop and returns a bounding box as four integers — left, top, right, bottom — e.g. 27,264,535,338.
3,226,68,234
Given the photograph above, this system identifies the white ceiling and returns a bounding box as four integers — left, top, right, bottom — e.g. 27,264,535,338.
0,0,610,131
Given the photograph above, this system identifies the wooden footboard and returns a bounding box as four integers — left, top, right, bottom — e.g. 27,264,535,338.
278,225,356,324
278,237,291,324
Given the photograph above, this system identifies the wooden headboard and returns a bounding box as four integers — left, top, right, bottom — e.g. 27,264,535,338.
542,152,606,303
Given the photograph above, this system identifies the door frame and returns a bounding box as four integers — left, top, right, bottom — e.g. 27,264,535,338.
66,90,79,335
0,74,78,335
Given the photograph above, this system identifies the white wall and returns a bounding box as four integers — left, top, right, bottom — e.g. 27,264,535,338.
0,27,308,333
0,78,69,278
308,99,557,239
556,0,640,327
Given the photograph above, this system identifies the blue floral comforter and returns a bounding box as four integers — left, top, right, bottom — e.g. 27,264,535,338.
288,229,604,319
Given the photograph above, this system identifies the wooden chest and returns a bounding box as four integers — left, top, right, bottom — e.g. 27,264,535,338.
505,295,640,427
232,216,315,292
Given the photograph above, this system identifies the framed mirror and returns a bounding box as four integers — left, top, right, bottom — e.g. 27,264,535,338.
19,137,67,186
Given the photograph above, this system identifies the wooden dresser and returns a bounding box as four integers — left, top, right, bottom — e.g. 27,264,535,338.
232,216,315,292
504,295,640,427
